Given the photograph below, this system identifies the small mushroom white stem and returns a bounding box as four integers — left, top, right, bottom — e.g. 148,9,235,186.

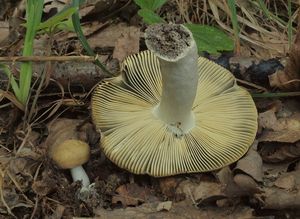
145,24,198,135
70,165,90,188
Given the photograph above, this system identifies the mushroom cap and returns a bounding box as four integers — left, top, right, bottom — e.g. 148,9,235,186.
92,51,258,177
49,139,90,169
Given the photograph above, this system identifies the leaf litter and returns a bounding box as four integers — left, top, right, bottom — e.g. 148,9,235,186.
1,0,300,218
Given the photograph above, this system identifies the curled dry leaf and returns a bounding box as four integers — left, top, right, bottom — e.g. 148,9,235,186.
156,201,172,212
45,118,93,149
176,180,226,206
234,146,263,182
233,174,262,194
257,187,300,209
259,142,300,163
112,183,158,207
258,100,300,143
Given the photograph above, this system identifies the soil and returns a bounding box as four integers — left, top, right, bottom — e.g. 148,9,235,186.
0,0,300,218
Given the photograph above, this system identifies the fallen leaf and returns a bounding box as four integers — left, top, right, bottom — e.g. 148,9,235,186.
88,23,136,49
176,180,226,206
0,21,9,44
159,177,182,199
233,174,262,194
156,201,172,211
257,187,300,209
258,100,300,143
112,183,158,207
259,142,300,163
234,146,263,182
274,174,296,190
32,170,57,196
94,200,254,219
113,26,140,62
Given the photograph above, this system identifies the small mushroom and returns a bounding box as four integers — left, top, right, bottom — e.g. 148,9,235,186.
48,139,90,190
92,23,258,177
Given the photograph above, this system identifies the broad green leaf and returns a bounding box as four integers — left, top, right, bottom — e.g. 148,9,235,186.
184,23,234,54
38,6,78,30
134,0,167,10
138,9,165,24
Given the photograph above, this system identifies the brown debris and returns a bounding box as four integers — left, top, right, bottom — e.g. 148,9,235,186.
113,26,140,62
234,144,263,182
258,100,300,143
112,183,159,207
268,15,300,91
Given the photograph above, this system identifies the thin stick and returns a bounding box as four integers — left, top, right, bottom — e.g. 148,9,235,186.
0,55,96,62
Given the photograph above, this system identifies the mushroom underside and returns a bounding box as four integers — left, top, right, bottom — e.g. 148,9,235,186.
92,50,257,177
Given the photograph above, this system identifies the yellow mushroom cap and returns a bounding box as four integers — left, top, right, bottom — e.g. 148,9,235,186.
92,51,258,177
49,139,90,169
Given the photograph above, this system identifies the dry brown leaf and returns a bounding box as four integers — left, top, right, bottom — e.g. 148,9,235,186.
257,187,300,209
159,177,182,199
176,179,226,206
258,100,300,143
112,26,140,62
55,21,107,43
32,170,57,196
112,183,158,207
45,118,89,150
274,174,296,190
233,174,262,194
0,21,9,44
88,23,135,49
234,146,263,182
156,201,172,211
259,142,300,163
44,0,69,13
94,200,254,219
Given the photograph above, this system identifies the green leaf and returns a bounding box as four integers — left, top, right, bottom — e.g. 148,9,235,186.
19,0,44,105
0,64,21,99
71,0,112,75
38,6,78,30
184,23,234,54
138,9,165,24
134,0,167,10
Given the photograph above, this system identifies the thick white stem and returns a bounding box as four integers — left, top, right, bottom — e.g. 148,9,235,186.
70,165,90,188
146,24,199,135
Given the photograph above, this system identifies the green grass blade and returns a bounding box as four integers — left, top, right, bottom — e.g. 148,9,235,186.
288,0,292,48
227,0,240,53
37,6,77,30
0,64,21,98
72,0,112,75
19,0,44,104
256,0,286,27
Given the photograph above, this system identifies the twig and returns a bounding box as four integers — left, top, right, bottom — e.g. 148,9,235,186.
0,55,96,62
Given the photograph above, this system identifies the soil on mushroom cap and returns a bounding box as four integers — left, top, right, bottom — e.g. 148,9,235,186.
145,23,191,60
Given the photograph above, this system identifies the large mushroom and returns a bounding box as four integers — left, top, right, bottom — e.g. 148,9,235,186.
92,23,258,177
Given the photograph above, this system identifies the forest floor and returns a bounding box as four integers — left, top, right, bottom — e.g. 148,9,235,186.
0,0,300,218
